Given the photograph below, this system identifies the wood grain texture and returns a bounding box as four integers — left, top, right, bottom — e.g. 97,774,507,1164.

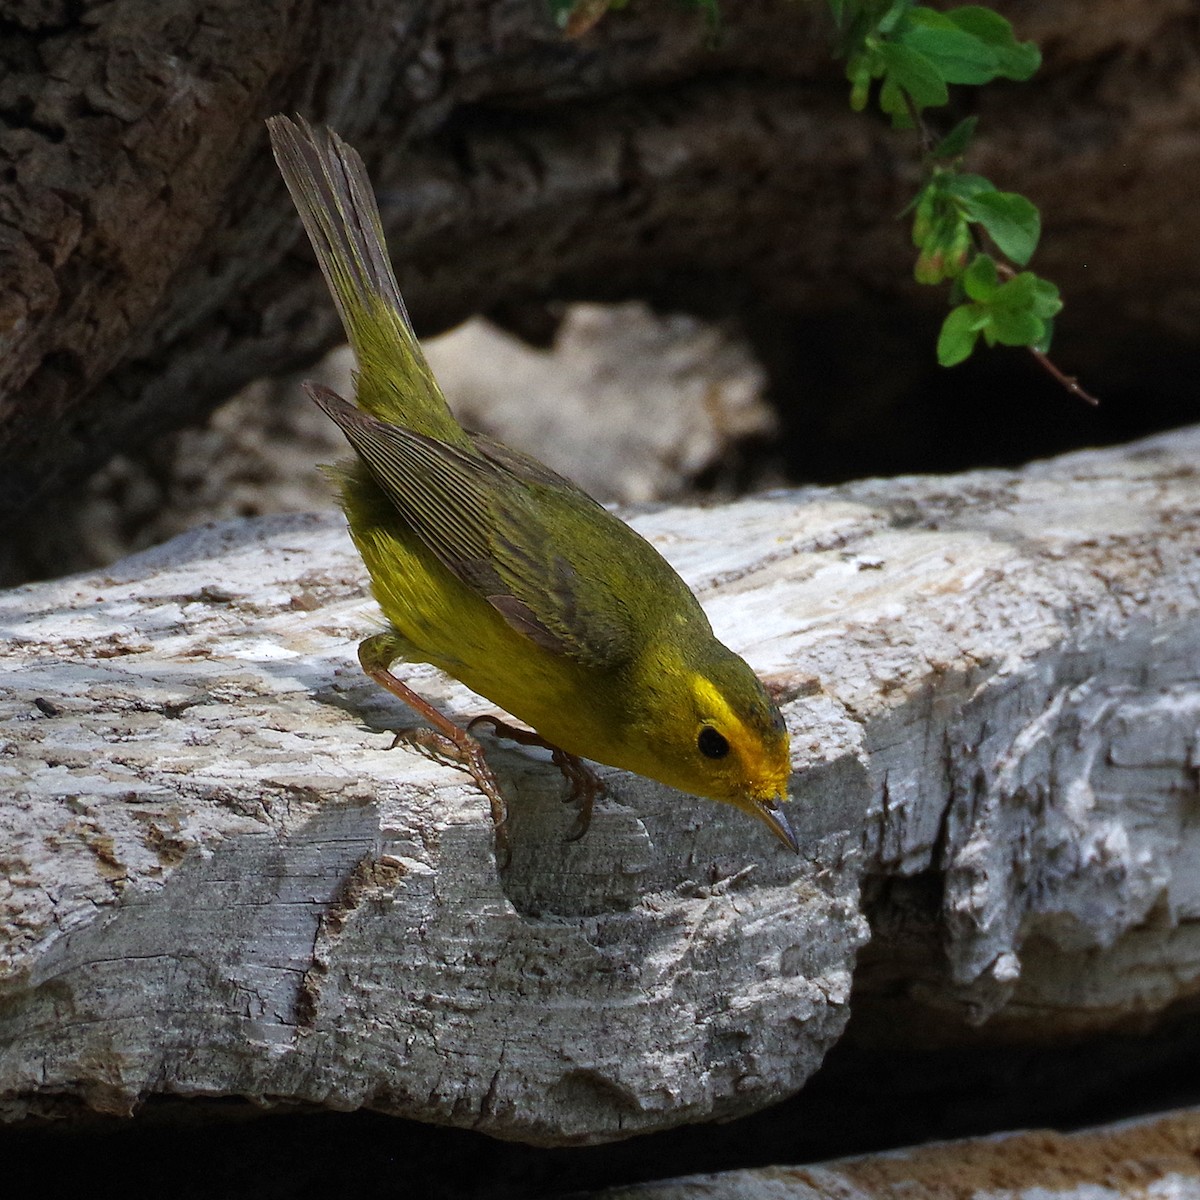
1,425,1198,1140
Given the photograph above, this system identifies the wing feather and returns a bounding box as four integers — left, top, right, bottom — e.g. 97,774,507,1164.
308,384,644,667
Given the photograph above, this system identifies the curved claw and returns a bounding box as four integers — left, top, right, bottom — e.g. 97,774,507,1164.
387,725,511,865
468,714,602,843
555,750,603,842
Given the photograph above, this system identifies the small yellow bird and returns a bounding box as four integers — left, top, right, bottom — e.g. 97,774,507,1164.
268,115,795,861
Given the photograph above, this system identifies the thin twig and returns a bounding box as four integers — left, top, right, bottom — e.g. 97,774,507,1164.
903,92,937,154
1025,347,1100,406
954,204,1101,407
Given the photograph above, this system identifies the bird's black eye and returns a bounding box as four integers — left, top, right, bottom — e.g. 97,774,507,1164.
697,726,730,759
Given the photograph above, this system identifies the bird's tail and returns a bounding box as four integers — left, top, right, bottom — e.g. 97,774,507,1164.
267,114,462,440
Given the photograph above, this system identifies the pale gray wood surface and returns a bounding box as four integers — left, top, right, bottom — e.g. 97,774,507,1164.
2,425,1198,1141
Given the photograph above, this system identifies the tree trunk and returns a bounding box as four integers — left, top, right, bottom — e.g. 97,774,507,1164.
2,0,1199,523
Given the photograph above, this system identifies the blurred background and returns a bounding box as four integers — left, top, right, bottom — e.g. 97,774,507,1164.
2,0,1197,585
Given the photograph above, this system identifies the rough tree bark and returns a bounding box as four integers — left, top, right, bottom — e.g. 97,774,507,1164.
2,425,1197,1143
2,0,1199,521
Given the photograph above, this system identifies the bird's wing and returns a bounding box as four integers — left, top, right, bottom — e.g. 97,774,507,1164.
308,384,645,669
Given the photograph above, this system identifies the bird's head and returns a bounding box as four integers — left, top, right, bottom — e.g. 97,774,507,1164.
633,644,796,851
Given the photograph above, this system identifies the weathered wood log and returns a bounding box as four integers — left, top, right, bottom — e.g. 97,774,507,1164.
1,424,1198,1142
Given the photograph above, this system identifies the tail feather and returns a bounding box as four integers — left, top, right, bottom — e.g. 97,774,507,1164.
267,115,461,439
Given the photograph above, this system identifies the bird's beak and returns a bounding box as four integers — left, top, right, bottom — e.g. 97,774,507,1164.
753,793,799,854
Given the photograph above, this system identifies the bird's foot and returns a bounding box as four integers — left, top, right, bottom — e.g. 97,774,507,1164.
359,634,509,867
468,715,603,842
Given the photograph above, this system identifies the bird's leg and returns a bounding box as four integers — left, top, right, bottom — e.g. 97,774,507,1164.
358,634,510,865
467,714,603,842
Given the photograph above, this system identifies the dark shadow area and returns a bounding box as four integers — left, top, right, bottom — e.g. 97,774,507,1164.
744,308,1199,487
5,1009,1199,1200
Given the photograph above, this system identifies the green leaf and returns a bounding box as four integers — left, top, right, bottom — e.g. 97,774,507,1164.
876,0,916,37
877,41,949,110
1032,316,1055,354
942,172,994,200
910,187,935,243
878,77,914,126
901,11,1001,85
987,304,1044,346
940,265,1063,362
960,189,1040,264
850,72,872,111
900,6,1041,85
945,6,1011,43
948,7,1041,79
914,249,941,285
938,304,987,365
932,115,978,159
847,47,881,111
914,212,969,283
996,40,1041,80
995,270,1037,306
961,252,999,300
1030,275,1063,319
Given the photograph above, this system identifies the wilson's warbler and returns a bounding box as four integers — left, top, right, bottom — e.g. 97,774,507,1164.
268,115,795,860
